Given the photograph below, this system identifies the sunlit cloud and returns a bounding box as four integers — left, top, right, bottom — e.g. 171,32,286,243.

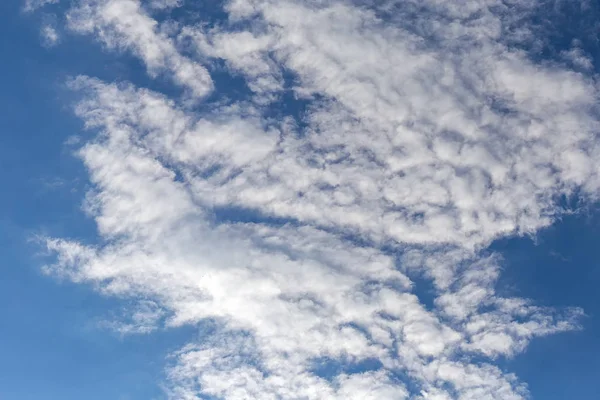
33,0,600,398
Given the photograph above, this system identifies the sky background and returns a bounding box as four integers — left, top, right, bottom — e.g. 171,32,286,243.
1,0,600,399
0,2,175,398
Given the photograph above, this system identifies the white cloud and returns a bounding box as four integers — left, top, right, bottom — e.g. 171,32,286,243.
561,43,594,71
147,0,181,10
100,300,166,335
66,0,213,98
24,0,59,12
179,0,600,251
36,0,600,399
40,24,60,46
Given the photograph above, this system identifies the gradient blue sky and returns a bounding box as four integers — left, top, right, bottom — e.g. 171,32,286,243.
1,0,600,399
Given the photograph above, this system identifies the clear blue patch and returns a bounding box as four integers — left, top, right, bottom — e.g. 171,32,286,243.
491,204,600,400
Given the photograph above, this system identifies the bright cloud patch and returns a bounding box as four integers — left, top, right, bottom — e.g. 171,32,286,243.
34,0,599,399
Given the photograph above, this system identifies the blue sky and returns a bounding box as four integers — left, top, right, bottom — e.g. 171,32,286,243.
1,0,600,399
0,2,176,399
495,211,600,400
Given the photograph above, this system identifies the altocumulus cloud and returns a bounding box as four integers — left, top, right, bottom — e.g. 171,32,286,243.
30,0,599,399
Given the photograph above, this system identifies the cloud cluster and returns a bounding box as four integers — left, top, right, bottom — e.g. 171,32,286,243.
35,0,599,399
67,0,212,97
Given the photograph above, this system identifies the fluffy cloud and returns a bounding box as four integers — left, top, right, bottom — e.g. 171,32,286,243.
67,0,213,97
32,0,599,399
183,0,600,250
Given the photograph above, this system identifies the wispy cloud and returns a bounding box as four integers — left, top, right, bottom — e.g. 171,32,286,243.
40,24,60,46
30,0,600,398
23,0,59,12
66,0,213,98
